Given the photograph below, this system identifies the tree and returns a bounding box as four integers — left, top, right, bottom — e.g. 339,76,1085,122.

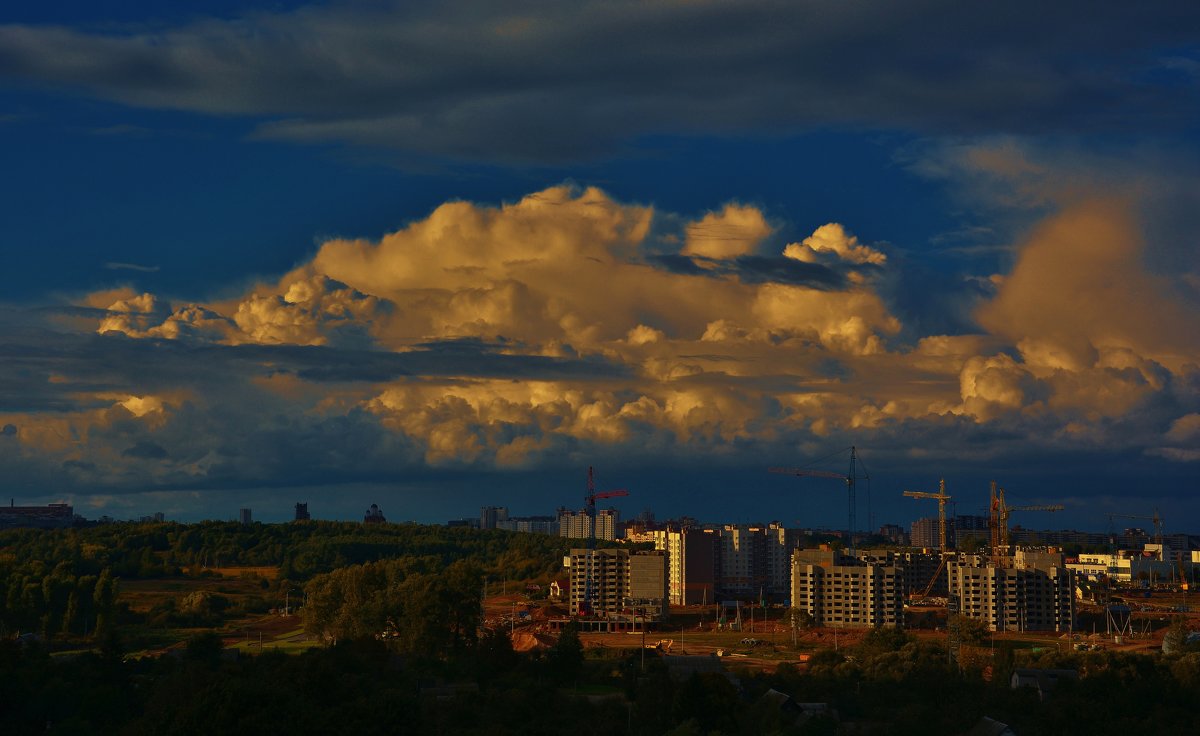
547,623,583,681
788,607,815,631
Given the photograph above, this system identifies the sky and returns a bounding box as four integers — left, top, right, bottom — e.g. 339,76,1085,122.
1,1,1199,531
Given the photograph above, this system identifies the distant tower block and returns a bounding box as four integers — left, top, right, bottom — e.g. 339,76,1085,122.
364,504,386,525
239,508,252,525
294,502,310,521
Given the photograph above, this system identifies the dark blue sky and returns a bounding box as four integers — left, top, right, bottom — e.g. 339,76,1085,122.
1,1,1198,529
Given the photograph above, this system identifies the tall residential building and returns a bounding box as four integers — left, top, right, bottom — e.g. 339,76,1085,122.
566,548,668,620
559,508,619,541
791,547,904,628
911,517,944,549
949,553,1074,632
651,527,718,605
480,506,509,530
857,548,947,597
716,523,792,602
239,508,253,525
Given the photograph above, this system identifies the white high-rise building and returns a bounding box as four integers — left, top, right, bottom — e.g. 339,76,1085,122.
651,528,717,605
559,508,619,541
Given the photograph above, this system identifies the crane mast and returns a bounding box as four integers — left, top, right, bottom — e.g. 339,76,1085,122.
988,481,1064,565
579,466,628,617
902,479,957,668
769,446,867,554
903,480,952,554
1108,510,1164,547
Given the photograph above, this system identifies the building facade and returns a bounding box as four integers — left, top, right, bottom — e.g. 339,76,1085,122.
0,502,75,529
559,508,619,541
714,523,792,603
856,548,946,598
651,527,718,605
480,506,509,530
791,548,904,628
495,515,558,535
949,559,1075,632
566,548,668,620
911,517,944,549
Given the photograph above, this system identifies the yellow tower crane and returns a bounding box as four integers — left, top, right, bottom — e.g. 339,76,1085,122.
903,480,960,668
904,479,952,554
988,481,1064,564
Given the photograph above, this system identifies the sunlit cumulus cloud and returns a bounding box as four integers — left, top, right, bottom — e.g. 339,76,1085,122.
1,184,1197,511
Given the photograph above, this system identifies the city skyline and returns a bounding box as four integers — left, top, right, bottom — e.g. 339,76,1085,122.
1,2,1198,527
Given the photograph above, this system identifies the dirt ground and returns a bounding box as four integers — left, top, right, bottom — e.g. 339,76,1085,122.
493,591,1200,671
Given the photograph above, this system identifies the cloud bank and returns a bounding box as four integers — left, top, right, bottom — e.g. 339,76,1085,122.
1,1,1197,161
1,184,1197,520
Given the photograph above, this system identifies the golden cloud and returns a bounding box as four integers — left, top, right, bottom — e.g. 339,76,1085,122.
59,186,1198,473
682,203,772,259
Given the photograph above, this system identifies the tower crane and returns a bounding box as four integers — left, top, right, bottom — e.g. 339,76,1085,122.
988,481,1064,563
579,466,628,616
769,446,868,554
903,480,952,554
1107,511,1164,547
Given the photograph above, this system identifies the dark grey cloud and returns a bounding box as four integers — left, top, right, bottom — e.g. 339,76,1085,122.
1,1,1197,162
0,318,630,409
105,261,159,272
647,253,847,289
121,440,168,459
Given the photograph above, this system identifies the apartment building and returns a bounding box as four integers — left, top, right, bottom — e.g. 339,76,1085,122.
566,548,668,620
857,548,946,598
791,547,904,628
559,508,620,541
949,553,1074,632
716,523,792,603
650,527,718,605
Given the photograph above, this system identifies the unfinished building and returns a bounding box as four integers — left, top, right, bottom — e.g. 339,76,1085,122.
948,550,1075,632
791,548,904,628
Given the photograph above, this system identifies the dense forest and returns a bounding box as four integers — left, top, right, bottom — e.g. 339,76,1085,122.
0,521,576,640
4,521,1199,734
3,623,1200,735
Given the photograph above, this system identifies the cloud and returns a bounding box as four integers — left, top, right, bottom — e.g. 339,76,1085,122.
105,261,160,272
1,3,1198,161
232,275,389,348
784,223,887,266
977,199,1200,373
682,204,772,259
0,184,1196,520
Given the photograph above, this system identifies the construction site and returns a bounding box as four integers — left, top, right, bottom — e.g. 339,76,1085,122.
522,457,1200,672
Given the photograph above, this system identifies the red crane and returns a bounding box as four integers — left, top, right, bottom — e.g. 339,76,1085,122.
579,466,629,616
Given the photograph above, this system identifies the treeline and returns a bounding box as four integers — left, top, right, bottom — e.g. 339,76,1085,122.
0,520,574,582
0,520,576,639
302,557,482,656
0,567,118,640
4,624,1200,735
